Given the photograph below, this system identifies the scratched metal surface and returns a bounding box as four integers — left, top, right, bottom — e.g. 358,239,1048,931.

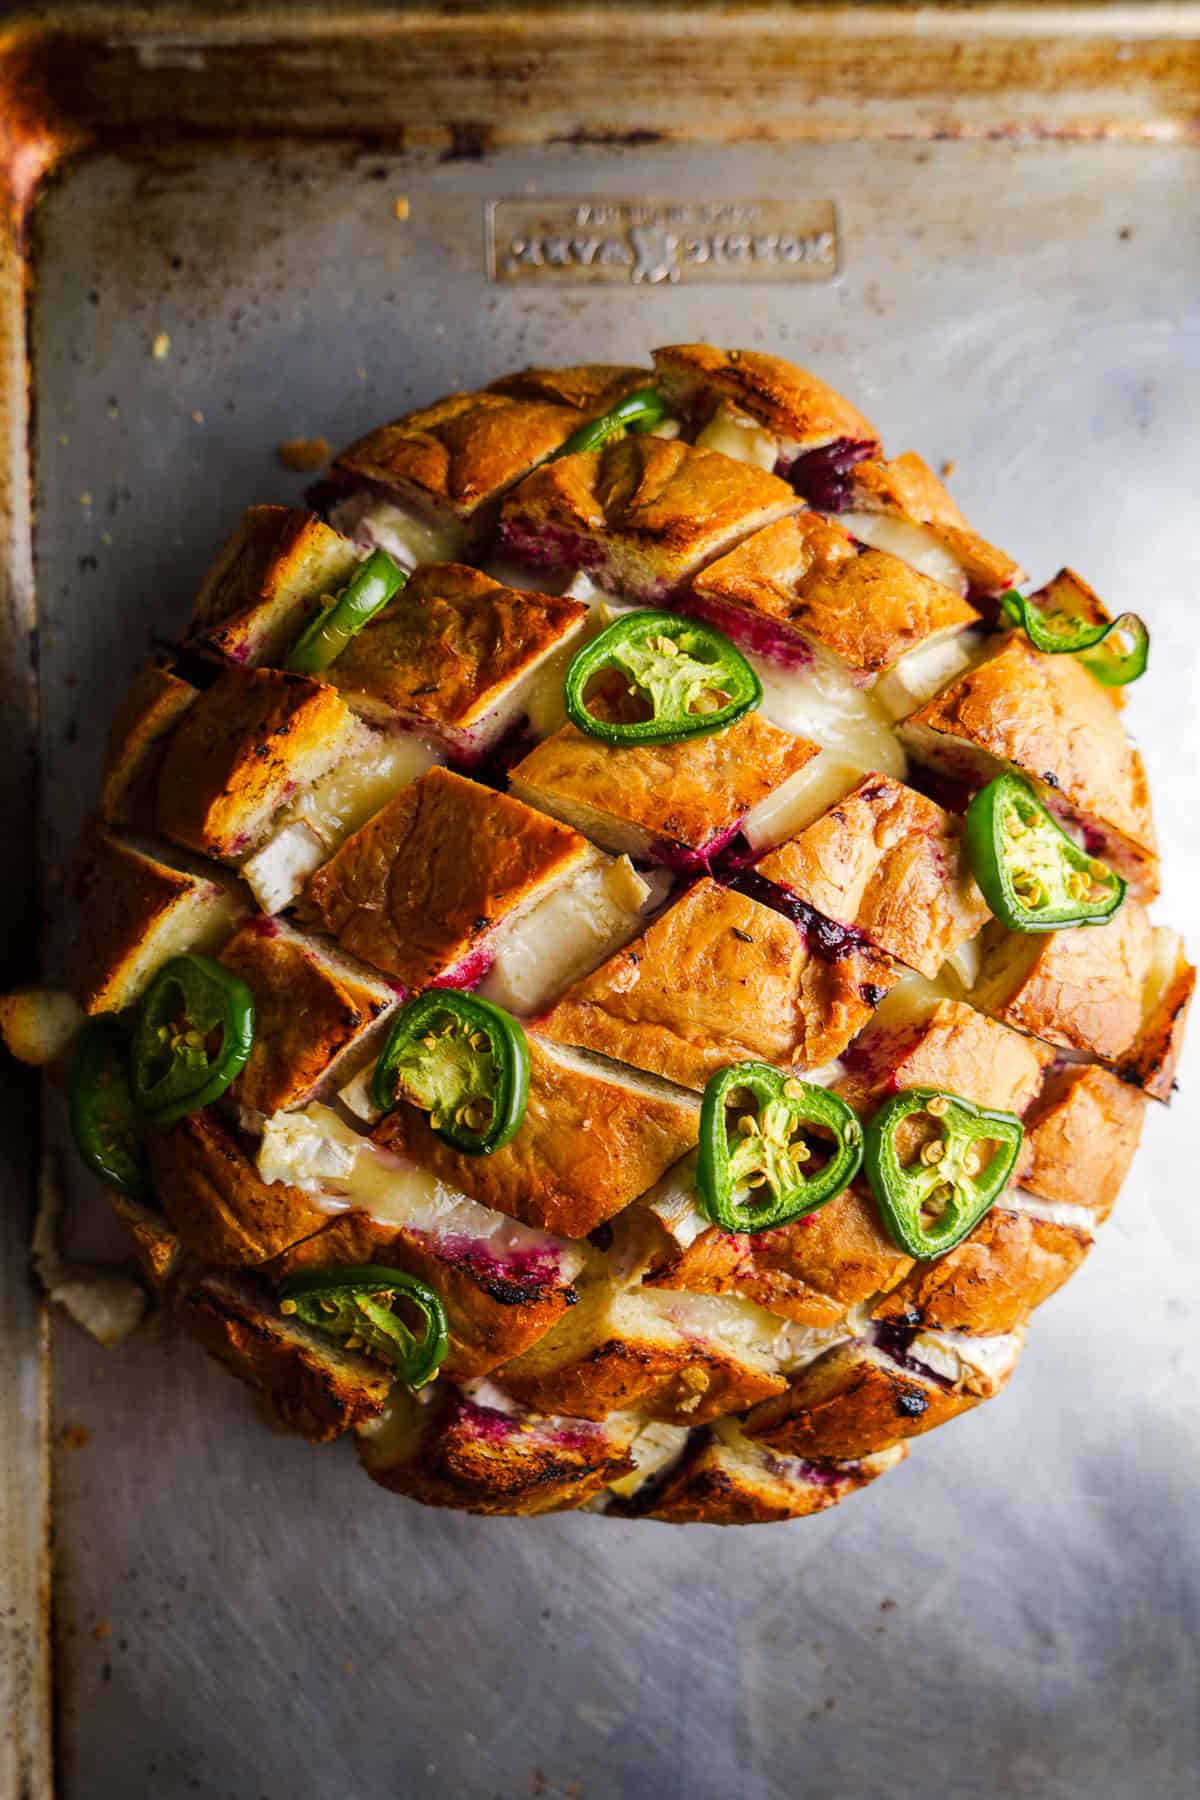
32,138,1200,1798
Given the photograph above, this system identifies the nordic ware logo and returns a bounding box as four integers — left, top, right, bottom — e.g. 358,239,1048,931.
488,199,839,285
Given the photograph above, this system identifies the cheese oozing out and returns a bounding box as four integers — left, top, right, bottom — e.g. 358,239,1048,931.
836,510,968,594
693,405,780,471
605,1420,691,1499
241,729,440,913
752,649,907,777
328,490,471,569
257,1102,585,1280
872,628,983,723
741,751,865,852
478,853,671,1016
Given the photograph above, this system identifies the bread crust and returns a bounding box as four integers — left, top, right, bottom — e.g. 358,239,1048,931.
742,1333,1017,1460
108,1191,183,1289
70,826,243,1015
486,363,651,412
329,391,586,525
145,1108,329,1267
871,1204,1092,1335
652,344,879,452
971,904,1156,1064
835,995,1053,1119
499,436,799,597
691,513,978,674
539,876,897,1092
898,635,1159,899
373,1036,700,1240
300,766,589,988
510,714,819,860
645,1184,913,1327
178,1272,391,1442
326,561,587,735
263,1208,578,1382
631,1424,905,1525
498,1284,787,1425
1018,1063,1145,1219
186,505,362,667
757,774,990,979
217,919,396,1115
102,661,199,828
156,666,357,860
837,452,1023,594
358,1384,635,1514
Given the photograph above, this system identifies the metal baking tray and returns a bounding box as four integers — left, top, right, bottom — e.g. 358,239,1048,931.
3,6,1199,1795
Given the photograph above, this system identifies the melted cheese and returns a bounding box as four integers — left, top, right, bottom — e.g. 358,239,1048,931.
257,1102,585,1278
752,650,906,776
837,510,968,593
940,928,986,997
606,1420,690,1498
742,751,864,851
1141,926,1184,1027
328,492,468,569
873,629,982,722
694,406,779,471
242,732,438,912
479,854,670,1016
906,1327,1022,1390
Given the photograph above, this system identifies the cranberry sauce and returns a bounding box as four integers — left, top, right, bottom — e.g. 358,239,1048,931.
497,519,606,571
678,588,815,671
722,866,873,963
784,437,877,510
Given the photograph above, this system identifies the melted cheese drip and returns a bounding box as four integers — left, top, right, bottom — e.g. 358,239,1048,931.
328,493,468,569
694,406,779,471
837,510,968,594
479,855,670,1016
752,651,906,776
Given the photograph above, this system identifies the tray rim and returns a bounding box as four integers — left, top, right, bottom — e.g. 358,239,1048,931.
3,5,1200,1793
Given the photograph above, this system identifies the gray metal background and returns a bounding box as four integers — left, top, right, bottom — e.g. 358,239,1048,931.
28,130,1200,1798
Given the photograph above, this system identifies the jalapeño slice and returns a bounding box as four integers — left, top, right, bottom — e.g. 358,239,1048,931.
965,774,1126,933
563,610,762,747
371,991,530,1155
278,1265,448,1387
1000,586,1148,687
131,954,255,1125
864,1086,1024,1259
285,549,407,674
696,1063,864,1235
68,1017,149,1198
551,386,669,460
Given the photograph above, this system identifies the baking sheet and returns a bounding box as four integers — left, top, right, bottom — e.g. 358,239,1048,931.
18,99,1200,1800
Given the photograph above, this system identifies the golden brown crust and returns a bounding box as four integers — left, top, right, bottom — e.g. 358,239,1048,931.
108,1192,183,1289
632,1427,905,1525
178,1272,391,1442
757,775,990,979
263,1209,578,1383
652,344,879,451
499,436,798,595
646,1185,913,1327
299,766,589,988
835,996,1054,1119
70,826,243,1015
898,635,1159,899
839,453,1023,593
487,363,651,412
498,1285,786,1425
101,662,199,828
358,1384,635,1514
1018,1064,1146,1218
145,1109,329,1267
871,1204,1092,1335
510,714,819,856
325,562,587,732
186,505,362,667
692,513,978,674
1119,933,1195,1104
156,667,356,860
742,1338,1004,1460
218,921,397,1115
373,1037,700,1240
539,876,897,1092
331,391,586,523
971,903,1155,1064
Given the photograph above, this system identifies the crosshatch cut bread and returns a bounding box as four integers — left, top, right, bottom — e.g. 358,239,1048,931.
15,344,1190,1524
